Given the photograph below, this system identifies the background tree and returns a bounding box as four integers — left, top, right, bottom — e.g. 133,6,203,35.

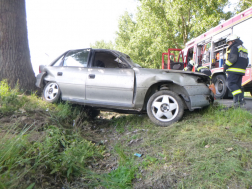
90,40,115,50
0,0,35,91
116,0,232,68
234,0,252,13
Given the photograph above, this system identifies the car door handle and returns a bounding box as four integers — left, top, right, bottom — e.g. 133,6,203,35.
57,72,63,76
89,74,95,79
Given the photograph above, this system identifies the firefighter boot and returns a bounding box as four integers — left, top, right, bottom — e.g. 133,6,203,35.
233,94,246,108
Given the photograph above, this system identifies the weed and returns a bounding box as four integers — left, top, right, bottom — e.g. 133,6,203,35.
98,145,138,188
0,80,24,113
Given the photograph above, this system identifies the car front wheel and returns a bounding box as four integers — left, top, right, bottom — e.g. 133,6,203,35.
147,90,184,127
42,82,61,103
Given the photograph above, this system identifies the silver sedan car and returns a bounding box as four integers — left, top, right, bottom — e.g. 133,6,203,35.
36,48,213,126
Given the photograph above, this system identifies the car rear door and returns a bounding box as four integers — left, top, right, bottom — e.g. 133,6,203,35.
85,51,135,107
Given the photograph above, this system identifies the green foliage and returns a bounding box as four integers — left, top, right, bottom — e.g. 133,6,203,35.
0,82,105,187
90,39,115,50
104,161,137,189
33,126,104,178
142,155,158,168
0,125,104,188
115,0,232,68
0,125,35,188
0,80,24,113
234,0,252,13
98,146,138,189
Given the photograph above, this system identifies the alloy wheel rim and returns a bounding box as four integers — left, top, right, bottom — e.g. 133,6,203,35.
44,83,59,100
151,95,179,122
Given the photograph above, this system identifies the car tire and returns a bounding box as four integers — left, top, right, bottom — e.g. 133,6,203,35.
42,82,61,103
147,90,184,127
213,74,228,99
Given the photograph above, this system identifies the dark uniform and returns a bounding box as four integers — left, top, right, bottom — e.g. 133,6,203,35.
224,38,249,104
183,63,193,71
184,64,211,77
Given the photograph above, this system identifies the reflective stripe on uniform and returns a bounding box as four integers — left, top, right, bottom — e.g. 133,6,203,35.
226,49,231,65
197,66,208,71
238,45,248,53
226,67,246,73
226,60,233,66
232,89,242,96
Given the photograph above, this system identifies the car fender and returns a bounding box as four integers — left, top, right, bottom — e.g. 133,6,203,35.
35,72,47,88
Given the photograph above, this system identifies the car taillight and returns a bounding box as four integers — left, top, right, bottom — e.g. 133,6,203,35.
39,66,41,73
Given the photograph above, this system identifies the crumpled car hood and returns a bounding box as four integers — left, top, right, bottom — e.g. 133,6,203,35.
135,68,210,82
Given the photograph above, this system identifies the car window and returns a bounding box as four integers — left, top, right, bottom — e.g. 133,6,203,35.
63,50,90,67
92,52,129,68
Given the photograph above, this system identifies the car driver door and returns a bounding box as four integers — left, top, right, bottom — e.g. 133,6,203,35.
85,51,135,108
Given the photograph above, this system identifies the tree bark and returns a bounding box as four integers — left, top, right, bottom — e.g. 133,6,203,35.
0,0,36,91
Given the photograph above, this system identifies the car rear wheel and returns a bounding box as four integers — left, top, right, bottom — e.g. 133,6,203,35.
147,90,184,127
43,82,61,103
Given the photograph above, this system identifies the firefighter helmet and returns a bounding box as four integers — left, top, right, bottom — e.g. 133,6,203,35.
189,60,195,66
226,34,238,44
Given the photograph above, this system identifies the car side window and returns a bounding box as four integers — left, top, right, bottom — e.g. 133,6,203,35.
92,52,129,68
63,50,90,67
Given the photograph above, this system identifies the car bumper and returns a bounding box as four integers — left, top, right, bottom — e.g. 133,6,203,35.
183,84,212,110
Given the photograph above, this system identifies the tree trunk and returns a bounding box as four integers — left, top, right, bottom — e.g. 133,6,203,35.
0,0,36,91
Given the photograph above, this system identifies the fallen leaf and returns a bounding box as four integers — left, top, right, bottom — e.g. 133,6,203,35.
19,108,26,113
103,153,110,157
226,147,233,152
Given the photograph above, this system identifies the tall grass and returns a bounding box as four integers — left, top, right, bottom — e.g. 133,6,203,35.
0,81,106,188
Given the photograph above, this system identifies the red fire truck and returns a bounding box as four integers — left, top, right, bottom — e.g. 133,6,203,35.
162,7,252,99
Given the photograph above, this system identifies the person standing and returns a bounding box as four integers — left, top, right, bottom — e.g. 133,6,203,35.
224,34,249,107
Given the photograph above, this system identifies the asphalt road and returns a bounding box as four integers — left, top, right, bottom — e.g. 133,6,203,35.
216,97,252,112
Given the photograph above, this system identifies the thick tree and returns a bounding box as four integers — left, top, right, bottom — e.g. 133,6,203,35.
0,0,35,90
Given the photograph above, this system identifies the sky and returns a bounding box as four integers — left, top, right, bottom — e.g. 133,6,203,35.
26,0,238,75
25,0,138,75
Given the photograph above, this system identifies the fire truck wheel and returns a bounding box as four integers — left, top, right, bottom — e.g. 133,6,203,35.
213,74,228,99
147,90,184,127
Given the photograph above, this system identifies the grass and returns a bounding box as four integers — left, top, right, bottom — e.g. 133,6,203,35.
1,80,252,188
104,105,252,188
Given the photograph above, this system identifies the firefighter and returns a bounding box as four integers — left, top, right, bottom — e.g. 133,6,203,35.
183,60,195,71
224,34,249,107
183,60,211,77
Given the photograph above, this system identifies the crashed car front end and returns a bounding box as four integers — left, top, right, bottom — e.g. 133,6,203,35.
133,68,213,111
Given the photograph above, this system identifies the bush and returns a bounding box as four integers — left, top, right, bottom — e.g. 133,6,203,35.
0,80,24,113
